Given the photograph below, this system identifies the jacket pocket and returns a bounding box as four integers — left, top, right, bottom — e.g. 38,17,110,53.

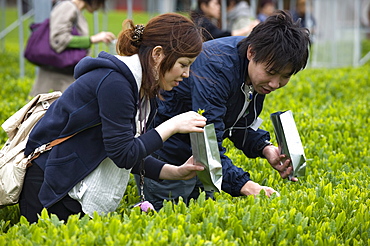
44,152,88,195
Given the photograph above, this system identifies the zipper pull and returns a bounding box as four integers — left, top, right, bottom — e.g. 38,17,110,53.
229,127,233,137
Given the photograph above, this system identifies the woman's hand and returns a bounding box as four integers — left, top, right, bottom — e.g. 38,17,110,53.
155,111,207,142
159,156,205,180
263,145,298,182
90,31,116,44
240,180,280,197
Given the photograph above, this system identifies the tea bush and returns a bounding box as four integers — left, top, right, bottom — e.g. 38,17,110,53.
0,8,370,246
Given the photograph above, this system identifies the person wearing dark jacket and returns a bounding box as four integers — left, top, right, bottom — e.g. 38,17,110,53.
191,0,257,41
20,13,206,223
138,10,311,211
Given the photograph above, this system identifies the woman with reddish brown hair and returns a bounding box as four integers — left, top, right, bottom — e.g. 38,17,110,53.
20,13,206,223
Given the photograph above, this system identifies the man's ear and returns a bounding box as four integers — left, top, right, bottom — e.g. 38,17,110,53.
247,45,255,60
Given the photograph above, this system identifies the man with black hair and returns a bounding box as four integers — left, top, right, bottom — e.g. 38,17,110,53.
139,10,311,211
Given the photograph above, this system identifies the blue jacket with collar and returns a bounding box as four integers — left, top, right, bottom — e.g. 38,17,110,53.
152,36,271,197
25,51,165,208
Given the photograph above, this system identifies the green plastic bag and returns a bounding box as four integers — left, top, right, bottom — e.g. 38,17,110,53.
190,124,222,192
270,110,307,179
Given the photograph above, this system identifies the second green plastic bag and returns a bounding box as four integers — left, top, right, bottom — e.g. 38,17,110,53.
190,124,222,192
270,110,306,180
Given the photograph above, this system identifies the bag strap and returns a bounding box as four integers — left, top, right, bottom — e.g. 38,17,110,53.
25,132,77,167
24,123,101,167
138,97,148,203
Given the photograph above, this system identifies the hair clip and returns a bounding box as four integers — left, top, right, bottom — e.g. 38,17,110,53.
132,24,145,43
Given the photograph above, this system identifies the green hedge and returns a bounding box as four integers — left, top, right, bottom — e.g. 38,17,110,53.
1,8,370,246
1,52,369,245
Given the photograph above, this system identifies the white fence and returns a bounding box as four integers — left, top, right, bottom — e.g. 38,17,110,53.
1,0,369,77
310,0,370,67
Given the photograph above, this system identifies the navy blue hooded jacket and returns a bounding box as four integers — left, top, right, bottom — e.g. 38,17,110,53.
25,52,165,208
152,36,271,196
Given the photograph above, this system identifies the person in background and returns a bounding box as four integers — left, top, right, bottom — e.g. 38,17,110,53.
226,0,259,35
191,0,257,41
360,0,370,39
20,13,206,223
291,0,316,31
257,0,276,22
29,0,116,97
140,10,310,211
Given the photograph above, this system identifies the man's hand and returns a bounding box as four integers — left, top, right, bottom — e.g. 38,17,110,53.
262,145,298,182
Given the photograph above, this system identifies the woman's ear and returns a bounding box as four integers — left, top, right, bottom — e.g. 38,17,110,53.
152,46,164,64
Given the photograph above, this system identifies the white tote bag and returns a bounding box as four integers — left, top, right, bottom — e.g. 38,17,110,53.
68,157,131,216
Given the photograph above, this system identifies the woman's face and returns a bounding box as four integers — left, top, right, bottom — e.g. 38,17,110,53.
161,57,197,91
201,0,221,19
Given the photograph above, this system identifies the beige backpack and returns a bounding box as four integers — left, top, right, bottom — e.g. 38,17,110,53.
0,91,62,207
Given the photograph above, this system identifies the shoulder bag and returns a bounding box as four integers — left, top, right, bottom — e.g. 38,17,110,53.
24,18,87,69
0,92,81,207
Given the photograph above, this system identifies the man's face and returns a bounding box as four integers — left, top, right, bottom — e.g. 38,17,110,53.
247,47,292,95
